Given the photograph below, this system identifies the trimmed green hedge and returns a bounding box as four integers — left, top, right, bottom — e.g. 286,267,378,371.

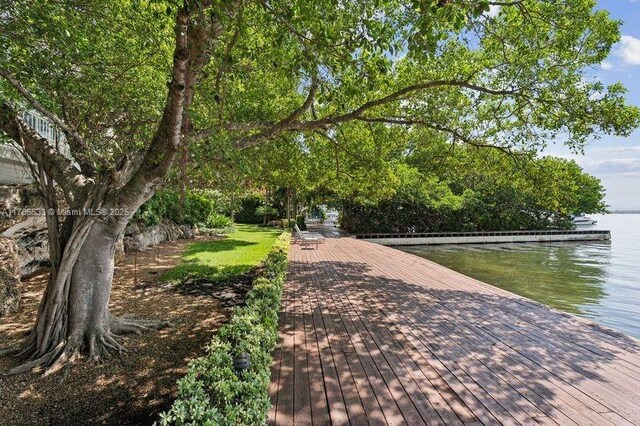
158,233,290,425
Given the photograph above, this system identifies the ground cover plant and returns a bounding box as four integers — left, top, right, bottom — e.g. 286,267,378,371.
158,233,290,425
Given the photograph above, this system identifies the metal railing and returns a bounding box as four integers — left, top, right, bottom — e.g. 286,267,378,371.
20,110,71,158
1,110,73,184
356,229,611,239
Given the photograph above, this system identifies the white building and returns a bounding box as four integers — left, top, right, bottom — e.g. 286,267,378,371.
0,110,70,185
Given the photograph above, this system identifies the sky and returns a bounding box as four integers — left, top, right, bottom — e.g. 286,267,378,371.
542,0,640,210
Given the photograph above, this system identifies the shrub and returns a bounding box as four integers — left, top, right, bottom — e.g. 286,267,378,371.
255,205,278,223
206,212,233,229
158,233,290,426
280,218,296,230
135,191,179,227
234,195,263,224
135,190,229,228
182,192,216,226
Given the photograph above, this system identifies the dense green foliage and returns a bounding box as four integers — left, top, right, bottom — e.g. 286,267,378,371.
158,233,290,425
160,225,282,285
134,190,232,229
340,145,606,233
3,0,638,234
255,205,278,222
233,196,264,225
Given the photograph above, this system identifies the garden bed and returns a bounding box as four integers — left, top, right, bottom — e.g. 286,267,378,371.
159,233,290,425
0,226,284,425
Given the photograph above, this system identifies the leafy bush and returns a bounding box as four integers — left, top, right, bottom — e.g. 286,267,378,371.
206,212,233,229
234,195,263,224
255,205,278,222
158,233,290,426
135,191,179,227
182,192,215,226
135,190,232,228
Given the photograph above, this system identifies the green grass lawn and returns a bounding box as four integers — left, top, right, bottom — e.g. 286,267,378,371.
161,224,283,284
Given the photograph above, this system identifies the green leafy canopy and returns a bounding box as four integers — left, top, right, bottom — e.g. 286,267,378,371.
1,0,638,209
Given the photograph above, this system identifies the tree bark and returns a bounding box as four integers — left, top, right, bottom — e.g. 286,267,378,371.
9,213,168,375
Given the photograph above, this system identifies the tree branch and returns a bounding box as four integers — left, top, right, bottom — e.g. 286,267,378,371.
235,79,518,148
191,74,319,143
356,115,529,162
113,1,240,211
111,7,190,210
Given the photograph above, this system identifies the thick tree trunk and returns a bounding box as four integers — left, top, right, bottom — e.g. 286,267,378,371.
67,222,119,352
8,215,167,375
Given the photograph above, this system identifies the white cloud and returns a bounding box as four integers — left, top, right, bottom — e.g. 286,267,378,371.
594,146,640,154
617,35,640,66
600,61,613,70
581,157,640,175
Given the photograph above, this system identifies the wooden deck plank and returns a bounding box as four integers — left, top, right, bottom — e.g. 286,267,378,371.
270,237,640,425
307,250,392,425
352,245,627,424
292,268,312,423
367,242,640,372
313,252,442,425
357,243,640,405
303,248,351,425
357,245,640,422
299,256,331,426
343,244,621,426
327,242,523,426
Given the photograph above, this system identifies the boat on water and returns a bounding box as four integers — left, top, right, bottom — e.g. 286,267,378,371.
573,215,598,226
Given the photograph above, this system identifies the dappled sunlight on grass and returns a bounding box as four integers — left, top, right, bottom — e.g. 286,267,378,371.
160,225,282,284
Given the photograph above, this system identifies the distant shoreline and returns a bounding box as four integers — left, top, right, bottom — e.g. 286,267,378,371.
609,211,640,214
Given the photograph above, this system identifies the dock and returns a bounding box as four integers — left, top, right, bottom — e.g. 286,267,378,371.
269,236,640,425
356,229,611,246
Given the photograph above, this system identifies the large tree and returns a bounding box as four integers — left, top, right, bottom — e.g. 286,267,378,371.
0,0,638,373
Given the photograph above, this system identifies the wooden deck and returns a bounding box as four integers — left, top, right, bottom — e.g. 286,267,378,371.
268,237,640,425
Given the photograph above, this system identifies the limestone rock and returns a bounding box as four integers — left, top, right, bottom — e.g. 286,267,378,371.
123,222,195,252
1,216,49,276
0,237,21,316
1,214,195,274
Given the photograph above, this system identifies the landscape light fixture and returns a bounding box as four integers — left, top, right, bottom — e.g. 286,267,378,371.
233,353,251,374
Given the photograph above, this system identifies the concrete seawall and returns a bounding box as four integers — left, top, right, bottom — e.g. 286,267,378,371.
355,229,611,246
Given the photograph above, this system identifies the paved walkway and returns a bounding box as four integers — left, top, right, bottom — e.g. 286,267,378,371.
268,237,640,425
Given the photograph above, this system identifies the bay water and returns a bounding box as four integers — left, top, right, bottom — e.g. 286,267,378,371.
400,214,640,339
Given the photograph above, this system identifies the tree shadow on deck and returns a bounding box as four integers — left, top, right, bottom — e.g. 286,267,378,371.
270,259,640,424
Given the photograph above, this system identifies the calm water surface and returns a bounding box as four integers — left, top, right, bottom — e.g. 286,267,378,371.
400,214,640,339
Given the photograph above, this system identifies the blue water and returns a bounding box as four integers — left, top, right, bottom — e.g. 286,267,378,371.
400,214,640,339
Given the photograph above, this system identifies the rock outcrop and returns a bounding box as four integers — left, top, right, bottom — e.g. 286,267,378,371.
1,216,195,276
1,216,49,276
123,222,196,252
0,237,21,316
0,184,41,232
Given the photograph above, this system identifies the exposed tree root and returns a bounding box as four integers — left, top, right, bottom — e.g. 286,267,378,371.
2,317,171,376
5,342,65,376
110,316,172,335
0,346,20,357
